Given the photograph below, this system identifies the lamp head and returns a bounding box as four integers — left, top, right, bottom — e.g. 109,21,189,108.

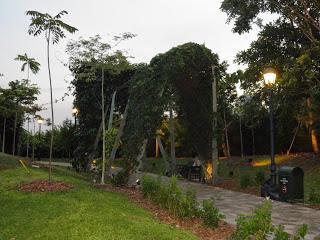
37,119,43,124
263,67,277,86
72,108,79,115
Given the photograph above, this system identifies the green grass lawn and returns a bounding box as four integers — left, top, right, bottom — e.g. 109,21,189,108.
0,153,197,240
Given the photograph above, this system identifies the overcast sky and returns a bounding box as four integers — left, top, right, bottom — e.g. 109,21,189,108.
0,0,259,129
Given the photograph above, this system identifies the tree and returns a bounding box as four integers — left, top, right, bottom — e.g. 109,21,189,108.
14,53,40,81
220,0,320,45
221,0,320,154
26,10,77,181
67,34,135,183
15,53,40,158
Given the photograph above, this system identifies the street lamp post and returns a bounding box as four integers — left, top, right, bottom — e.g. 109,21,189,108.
37,118,43,161
72,108,79,127
263,68,277,186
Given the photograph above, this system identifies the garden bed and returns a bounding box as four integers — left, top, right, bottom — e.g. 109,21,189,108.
97,184,234,240
19,180,74,192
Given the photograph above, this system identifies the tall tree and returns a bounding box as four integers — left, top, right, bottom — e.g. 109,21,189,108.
26,10,77,181
67,34,135,182
15,53,40,158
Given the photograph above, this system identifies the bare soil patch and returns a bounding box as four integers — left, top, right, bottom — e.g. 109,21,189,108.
96,184,234,240
19,180,74,193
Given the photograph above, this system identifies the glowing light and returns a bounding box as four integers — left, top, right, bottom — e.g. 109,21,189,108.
263,68,277,85
72,108,79,115
37,119,43,124
205,163,213,181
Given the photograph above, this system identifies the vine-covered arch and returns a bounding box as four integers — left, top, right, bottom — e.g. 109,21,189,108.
121,42,225,172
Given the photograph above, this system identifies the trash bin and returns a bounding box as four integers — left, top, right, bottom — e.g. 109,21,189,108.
278,166,304,201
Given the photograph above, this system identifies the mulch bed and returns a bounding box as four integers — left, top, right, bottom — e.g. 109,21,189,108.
19,180,74,193
96,184,234,240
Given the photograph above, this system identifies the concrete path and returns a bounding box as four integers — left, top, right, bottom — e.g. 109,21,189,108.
33,161,72,167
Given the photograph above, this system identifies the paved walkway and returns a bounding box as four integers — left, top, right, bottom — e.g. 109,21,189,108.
33,161,71,167
34,162,320,239
175,178,319,240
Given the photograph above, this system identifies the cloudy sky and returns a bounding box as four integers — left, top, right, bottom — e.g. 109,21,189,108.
0,0,259,129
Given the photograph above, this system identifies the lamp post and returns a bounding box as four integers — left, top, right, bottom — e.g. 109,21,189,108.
263,68,277,186
37,118,43,161
72,108,79,127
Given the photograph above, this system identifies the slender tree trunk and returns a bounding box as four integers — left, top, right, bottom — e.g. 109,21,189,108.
307,97,319,153
101,68,106,184
26,117,30,159
2,118,6,153
287,123,300,155
12,112,17,156
211,66,219,184
47,35,54,182
239,117,244,158
32,118,35,161
106,104,129,176
169,108,176,174
251,127,255,156
27,62,30,83
223,110,230,157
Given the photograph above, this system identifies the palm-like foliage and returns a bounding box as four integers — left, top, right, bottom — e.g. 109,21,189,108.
14,53,40,78
26,10,77,181
26,11,78,44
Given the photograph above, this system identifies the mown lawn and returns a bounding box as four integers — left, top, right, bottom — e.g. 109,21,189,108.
0,153,197,240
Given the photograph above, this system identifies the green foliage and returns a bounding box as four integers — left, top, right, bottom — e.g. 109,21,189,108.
274,224,308,240
200,199,225,229
14,53,40,76
255,170,266,185
308,187,320,205
122,43,226,174
105,128,118,157
141,175,161,199
141,175,223,229
230,201,308,240
110,170,128,187
240,174,253,188
141,176,198,218
230,200,273,240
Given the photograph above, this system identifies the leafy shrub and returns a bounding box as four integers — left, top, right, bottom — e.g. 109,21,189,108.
230,201,308,240
230,200,273,240
240,174,253,188
177,189,199,218
308,187,320,204
111,170,128,187
141,175,161,199
140,175,223,229
255,170,266,185
200,199,224,229
273,224,308,240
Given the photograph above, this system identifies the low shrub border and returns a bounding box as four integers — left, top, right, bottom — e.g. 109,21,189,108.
141,175,225,229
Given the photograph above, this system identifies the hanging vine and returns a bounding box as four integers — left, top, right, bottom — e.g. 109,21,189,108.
121,42,226,172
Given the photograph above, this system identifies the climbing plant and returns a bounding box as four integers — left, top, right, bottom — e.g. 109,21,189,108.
121,43,226,173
